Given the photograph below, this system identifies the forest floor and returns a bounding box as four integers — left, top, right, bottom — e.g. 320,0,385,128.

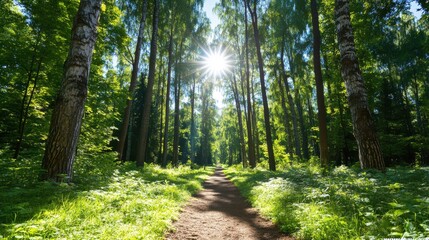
166,167,292,240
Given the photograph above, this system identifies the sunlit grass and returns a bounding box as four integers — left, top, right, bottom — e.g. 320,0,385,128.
0,152,214,239
224,164,429,239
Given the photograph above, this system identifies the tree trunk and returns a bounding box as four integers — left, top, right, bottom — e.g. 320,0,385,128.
280,46,301,159
294,86,309,160
190,75,196,164
200,84,209,166
286,49,309,160
338,87,351,165
324,53,351,165
41,0,102,182
158,67,164,163
172,41,183,166
275,67,293,155
162,27,174,167
232,74,247,168
240,70,248,120
172,75,181,166
244,3,256,168
135,0,159,167
307,96,319,156
246,0,276,171
251,79,260,163
335,0,385,171
117,0,148,162
155,55,164,163
14,56,42,159
311,0,329,167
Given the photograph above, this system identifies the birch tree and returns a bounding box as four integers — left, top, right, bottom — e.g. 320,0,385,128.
335,0,385,171
42,0,102,181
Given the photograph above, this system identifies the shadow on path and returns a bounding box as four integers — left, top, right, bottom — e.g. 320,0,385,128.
166,167,293,240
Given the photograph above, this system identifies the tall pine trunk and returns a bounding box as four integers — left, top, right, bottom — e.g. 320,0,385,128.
311,0,329,167
117,0,148,162
247,0,275,171
162,26,174,167
41,0,102,182
172,42,183,166
244,3,256,168
136,0,159,167
154,57,164,163
335,0,385,171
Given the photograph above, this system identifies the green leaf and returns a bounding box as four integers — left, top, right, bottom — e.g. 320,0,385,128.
388,202,405,208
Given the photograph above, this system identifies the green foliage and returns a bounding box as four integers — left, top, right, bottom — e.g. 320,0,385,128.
0,152,214,239
0,150,44,187
0,0,128,161
225,165,429,239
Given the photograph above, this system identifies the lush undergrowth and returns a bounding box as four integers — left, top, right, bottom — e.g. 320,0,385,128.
0,151,214,239
224,164,429,239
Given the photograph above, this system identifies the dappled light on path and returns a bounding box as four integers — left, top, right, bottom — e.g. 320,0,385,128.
166,167,292,240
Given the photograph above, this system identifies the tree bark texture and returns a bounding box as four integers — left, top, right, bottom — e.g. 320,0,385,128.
247,0,276,171
117,0,148,162
136,0,159,167
335,0,385,171
41,0,102,182
311,0,329,167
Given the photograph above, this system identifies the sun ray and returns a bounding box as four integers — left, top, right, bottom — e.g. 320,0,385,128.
200,46,232,77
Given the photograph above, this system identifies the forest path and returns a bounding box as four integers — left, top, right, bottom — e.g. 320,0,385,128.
166,167,293,240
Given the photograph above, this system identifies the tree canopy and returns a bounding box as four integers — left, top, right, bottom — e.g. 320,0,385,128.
0,0,428,179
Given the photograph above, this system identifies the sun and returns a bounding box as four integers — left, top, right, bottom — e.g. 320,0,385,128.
201,47,231,77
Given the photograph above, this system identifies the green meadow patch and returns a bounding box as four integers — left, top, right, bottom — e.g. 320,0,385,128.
0,152,213,239
224,164,429,239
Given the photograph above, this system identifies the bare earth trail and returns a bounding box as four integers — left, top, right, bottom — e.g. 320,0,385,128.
166,167,293,240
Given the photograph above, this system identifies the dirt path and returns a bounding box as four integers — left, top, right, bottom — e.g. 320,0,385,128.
166,167,293,240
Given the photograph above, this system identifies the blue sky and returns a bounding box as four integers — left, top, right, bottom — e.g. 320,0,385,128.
203,0,221,31
411,1,423,19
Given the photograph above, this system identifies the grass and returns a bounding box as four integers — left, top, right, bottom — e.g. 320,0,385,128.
0,151,214,239
224,163,429,239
